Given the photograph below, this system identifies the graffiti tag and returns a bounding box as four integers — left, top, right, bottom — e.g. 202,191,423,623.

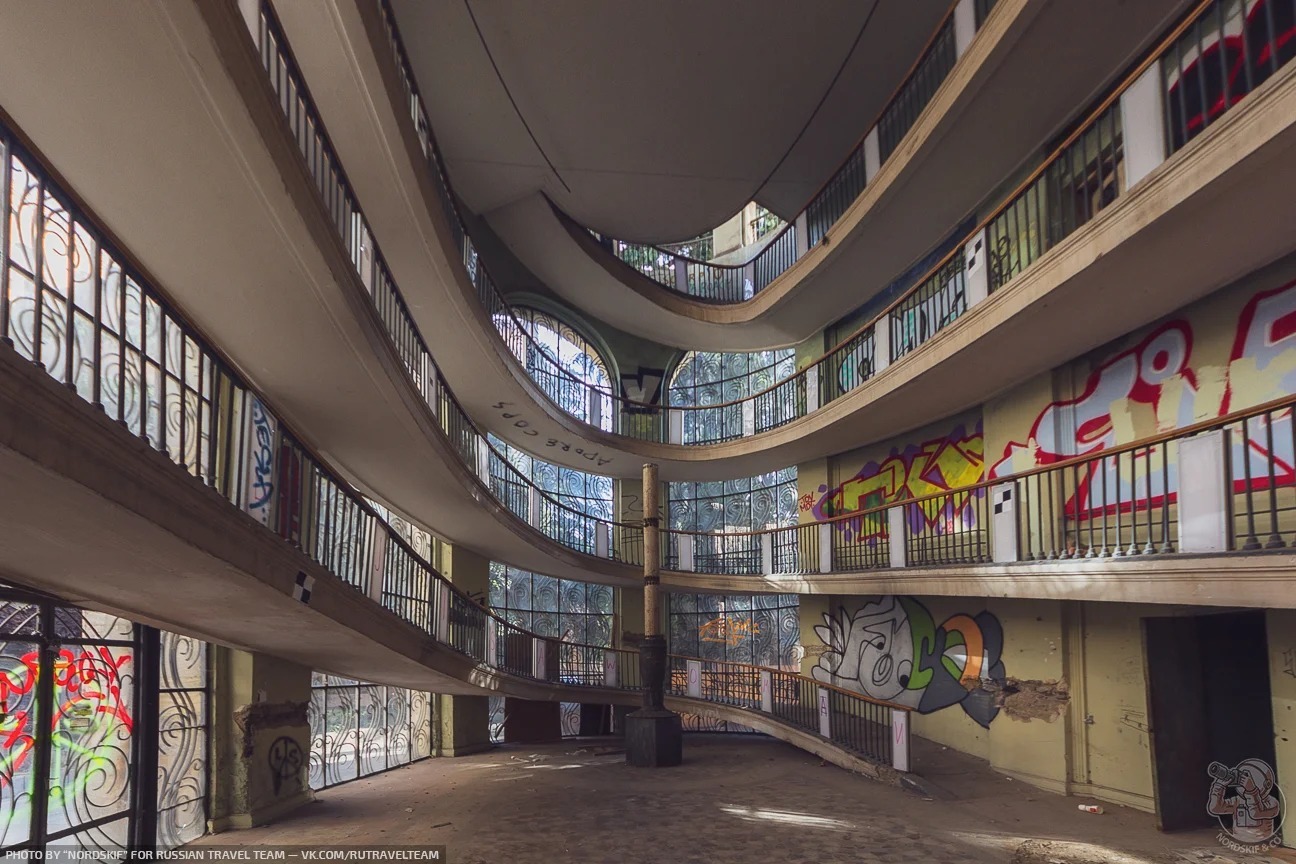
491,402,613,466
812,596,1005,728
268,735,304,796
698,617,758,648
813,422,984,542
0,647,135,781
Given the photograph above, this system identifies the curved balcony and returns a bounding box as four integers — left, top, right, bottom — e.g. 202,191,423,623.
291,0,1296,484
1,3,1292,622
489,0,1197,352
0,303,914,784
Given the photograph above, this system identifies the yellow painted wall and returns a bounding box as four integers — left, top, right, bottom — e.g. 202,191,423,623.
1268,607,1296,851
989,262,1296,477
985,597,1068,791
798,595,1181,809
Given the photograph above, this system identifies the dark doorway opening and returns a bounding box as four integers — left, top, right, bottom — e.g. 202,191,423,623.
1144,610,1275,831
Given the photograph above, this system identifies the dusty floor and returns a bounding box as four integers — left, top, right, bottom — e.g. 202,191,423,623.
198,736,1294,864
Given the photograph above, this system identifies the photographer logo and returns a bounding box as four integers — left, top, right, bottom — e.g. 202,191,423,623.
1206,758,1284,852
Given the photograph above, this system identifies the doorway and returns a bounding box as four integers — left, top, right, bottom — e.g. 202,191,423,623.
1144,610,1275,831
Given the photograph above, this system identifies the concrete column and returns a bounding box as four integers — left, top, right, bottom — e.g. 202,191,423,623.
797,594,830,679
873,315,892,374
1177,430,1230,553
438,544,491,756
863,128,881,183
502,699,561,743
625,463,682,767
965,229,989,307
209,649,312,832
1267,607,1296,852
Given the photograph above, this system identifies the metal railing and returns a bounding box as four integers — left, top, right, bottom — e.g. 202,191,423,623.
256,2,646,563
589,4,969,304
661,394,1296,575
0,102,917,772
667,656,904,767
371,0,1293,460
247,0,1296,581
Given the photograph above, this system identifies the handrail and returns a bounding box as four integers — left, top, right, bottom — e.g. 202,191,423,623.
255,2,642,558
0,95,911,772
376,0,1290,451
587,0,967,288
662,392,1296,573
271,0,1296,576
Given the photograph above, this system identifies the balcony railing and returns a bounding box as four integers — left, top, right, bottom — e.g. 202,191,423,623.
249,0,1296,583
256,2,644,561
588,4,971,304
0,100,913,774
373,0,1293,456
661,394,1296,576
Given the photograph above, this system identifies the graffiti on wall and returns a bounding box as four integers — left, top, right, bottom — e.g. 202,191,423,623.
268,735,305,796
988,281,1296,515
0,647,135,782
244,394,278,527
812,597,1005,727
811,422,985,542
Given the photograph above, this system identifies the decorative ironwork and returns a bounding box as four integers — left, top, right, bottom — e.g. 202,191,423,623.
0,588,209,853
668,594,800,669
156,632,207,849
496,306,614,432
668,350,796,444
306,675,432,791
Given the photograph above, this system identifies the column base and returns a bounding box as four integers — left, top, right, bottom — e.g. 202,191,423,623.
624,708,683,767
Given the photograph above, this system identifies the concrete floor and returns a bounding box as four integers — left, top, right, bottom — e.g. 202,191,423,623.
197,736,1293,864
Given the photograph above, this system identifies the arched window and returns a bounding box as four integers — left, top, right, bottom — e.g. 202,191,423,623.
668,349,795,443
494,306,614,431
488,435,613,555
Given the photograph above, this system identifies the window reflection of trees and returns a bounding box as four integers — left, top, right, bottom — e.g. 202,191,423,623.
668,469,798,574
669,350,796,444
488,436,613,555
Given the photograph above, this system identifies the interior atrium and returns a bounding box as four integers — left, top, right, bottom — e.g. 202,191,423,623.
1,0,1295,861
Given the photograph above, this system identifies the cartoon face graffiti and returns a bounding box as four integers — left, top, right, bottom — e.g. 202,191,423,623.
812,596,1006,727
813,597,915,703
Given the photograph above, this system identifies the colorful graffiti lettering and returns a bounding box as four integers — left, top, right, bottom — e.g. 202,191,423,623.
0,647,134,781
698,617,759,648
797,493,815,512
989,281,1296,517
812,596,1005,727
812,422,984,541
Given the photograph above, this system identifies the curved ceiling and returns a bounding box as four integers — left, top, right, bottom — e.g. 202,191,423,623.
388,0,950,241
